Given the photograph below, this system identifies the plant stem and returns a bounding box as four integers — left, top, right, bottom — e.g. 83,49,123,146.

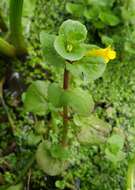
126,157,135,190
0,37,16,57
0,97,16,131
0,9,8,32
9,0,27,56
0,79,16,131
61,67,69,146
17,155,35,183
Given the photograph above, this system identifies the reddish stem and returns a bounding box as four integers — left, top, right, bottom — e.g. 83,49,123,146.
61,67,69,146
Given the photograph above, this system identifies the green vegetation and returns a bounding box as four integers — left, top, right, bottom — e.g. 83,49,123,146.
23,19,114,177
8,0,27,56
0,0,135,189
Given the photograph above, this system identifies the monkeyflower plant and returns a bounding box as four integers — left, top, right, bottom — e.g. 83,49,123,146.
23,20,116,176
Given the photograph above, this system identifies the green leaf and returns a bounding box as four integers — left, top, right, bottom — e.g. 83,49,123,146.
40,32,65,67
99,12,120,26
23,0,37,17
50,144,70,160
66,3,85,17
36,141,68,176
6,184,22,190
86,0,115,7
65,88,94,115
22,0,37,30
107,134,124,152
101,35,113,46
59,19,87,43
84,7,100,20
55,180,66,189
54,20,88,61
66,63,83,77
69,56,106,81
23,81,48,116
48,83,63,107
105,149,125,163
83,57,106,80
54,35,85,61
76,115,111,144
105,134,125,163
93,20,105,29
27,131,42,146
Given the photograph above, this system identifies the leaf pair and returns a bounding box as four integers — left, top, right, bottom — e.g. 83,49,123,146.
48,83,94,116
41,19,87,62
54,20,87,61
41,20,107,82
23,81,48,116
23,81,94,116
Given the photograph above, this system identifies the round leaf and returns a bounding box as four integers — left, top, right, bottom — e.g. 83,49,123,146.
36,141,68,176
64,88,94,115
66,3,85,17
48,83,63,107
23,81,48,116
40,32,65,67
54,36,85,61
105,134,125,163
59,19,87,43
75,46,107,81
76,115,111,144
84,7,100,20
83,58,106,80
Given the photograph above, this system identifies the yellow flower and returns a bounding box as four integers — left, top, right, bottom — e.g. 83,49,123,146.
86,46,116,63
